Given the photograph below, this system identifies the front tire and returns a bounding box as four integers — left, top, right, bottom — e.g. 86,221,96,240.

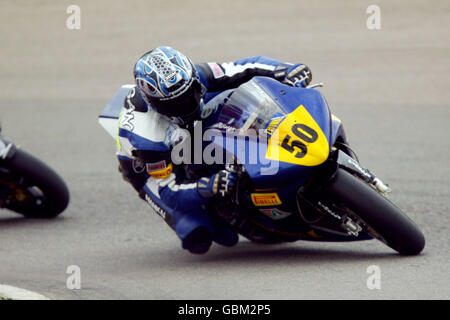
0,148,70,218
326,168,425,255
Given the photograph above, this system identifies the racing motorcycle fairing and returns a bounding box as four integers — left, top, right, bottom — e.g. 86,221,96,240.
202,77,375,242
205,77,333,188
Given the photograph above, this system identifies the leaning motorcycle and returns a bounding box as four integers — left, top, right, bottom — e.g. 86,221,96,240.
99,77,425,255
0,122,70,217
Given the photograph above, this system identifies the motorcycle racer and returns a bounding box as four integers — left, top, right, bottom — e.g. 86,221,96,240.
116,46,312,254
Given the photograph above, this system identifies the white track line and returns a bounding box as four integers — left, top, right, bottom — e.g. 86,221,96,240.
0,284,50,300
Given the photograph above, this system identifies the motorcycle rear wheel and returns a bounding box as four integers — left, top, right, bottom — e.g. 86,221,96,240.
0,148,69,218
326,168,425,255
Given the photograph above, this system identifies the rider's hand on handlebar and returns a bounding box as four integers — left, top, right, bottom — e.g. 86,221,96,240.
197,170,237,198
282,64,312,88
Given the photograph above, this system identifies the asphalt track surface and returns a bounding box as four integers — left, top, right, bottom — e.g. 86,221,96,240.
0,0,449,300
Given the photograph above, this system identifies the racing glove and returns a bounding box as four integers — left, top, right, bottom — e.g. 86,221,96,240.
197,170,237,198
281,64,312,88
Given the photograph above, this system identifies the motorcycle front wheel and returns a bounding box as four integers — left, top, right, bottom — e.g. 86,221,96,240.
326,168,425,255
0,148,70,218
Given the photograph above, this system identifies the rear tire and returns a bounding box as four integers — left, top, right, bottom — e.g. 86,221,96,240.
1,148,70,218
326,168,425,255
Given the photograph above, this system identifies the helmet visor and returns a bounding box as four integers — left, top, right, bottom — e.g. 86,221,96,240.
150,79,203,124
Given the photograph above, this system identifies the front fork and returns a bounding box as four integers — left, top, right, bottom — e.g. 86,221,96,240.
297,149,392,237
336,150,391,195
330,150,390,237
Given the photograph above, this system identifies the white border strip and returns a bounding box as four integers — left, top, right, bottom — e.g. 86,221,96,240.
0,284,50,300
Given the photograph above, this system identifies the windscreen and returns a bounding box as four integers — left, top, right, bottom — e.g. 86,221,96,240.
212,79,284,134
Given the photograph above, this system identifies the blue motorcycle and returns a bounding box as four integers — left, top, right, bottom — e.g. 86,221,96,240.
100,77,425,255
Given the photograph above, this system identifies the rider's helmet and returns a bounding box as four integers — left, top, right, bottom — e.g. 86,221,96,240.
133,46,204,126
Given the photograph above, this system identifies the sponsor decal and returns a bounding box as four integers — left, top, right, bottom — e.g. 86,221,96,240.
259,208,292,220
144,193,166,219
146,160,167,172
265,117,284,136
207,62,225,79
144,193,175,228
251,193,282,206
148,163,173,179
119,88,137,131
132,158,146,173
120,105,135,131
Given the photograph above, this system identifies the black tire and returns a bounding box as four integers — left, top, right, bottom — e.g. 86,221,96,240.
326,168,425,255
1,148,70,218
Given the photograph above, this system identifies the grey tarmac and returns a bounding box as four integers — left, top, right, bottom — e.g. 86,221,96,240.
0,0,449,299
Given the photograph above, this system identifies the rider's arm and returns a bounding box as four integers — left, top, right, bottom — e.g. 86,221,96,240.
195,56,311,91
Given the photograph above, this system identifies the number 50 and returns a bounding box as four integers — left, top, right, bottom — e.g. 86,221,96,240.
281,124,318,158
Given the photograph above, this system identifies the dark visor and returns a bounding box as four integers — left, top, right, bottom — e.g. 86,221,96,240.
150,80,203,123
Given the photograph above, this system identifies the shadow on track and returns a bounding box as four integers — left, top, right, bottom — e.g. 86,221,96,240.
0,214,68,228
123,239,415,271
181,241,401,265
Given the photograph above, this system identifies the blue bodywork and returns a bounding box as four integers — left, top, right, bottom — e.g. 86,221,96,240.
205,76,333,190
203,77,373,242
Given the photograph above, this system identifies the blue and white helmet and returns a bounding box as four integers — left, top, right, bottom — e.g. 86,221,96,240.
134,46,204,125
